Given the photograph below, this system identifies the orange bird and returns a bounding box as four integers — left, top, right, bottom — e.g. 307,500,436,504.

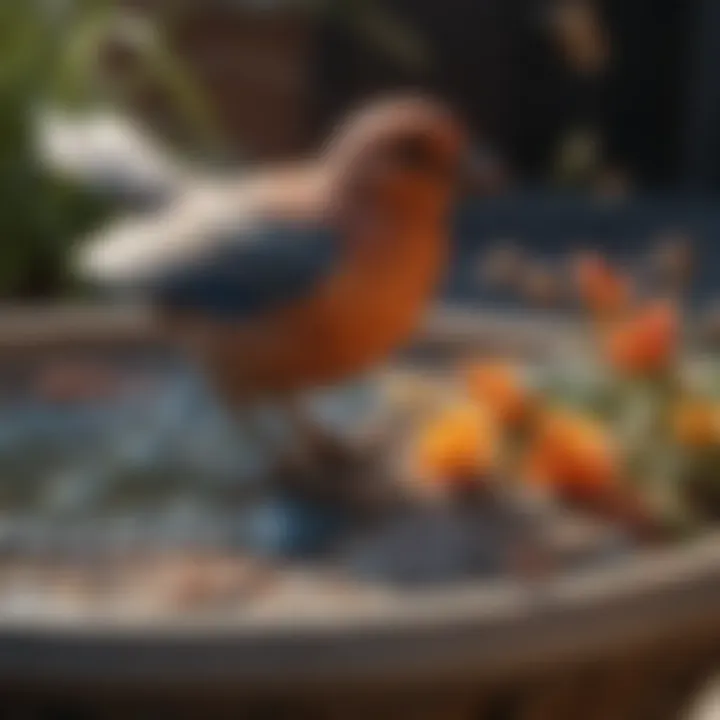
79,96,467,460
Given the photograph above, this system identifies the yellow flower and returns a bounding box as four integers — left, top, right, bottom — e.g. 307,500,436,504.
673,400,720,448
414,402,499,486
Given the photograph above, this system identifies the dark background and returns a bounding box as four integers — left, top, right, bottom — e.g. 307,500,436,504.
313,0,698,189
3,0,720,299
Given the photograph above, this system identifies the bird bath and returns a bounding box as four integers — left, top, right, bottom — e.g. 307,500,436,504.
0,306,717,719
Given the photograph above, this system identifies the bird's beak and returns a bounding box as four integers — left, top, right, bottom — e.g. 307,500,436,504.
458,147,510,197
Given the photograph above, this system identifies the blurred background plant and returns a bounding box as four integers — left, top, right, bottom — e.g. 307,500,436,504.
0,0,219,298
0,0,431,299
304,0,429,71
0,0,715,302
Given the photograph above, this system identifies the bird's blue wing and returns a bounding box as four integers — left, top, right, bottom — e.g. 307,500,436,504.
146,224,339,319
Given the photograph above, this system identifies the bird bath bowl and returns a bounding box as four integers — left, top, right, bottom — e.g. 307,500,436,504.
0,306,717,719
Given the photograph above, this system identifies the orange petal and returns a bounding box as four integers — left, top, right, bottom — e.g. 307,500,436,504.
525,410,618,494
573,251,632,316
464,361,530,426
605,300,679,375
673,400,720,448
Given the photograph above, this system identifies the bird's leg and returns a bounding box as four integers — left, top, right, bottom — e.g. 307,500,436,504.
278,396,395,514
269,396,355,502
282,395,378,478
202,361,288,468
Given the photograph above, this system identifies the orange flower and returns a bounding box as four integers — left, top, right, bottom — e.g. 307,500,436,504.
524,410,618,497
414,402,499,485
573,252,631,316
605,300,679,375
464,361,530,426
673,400,720,448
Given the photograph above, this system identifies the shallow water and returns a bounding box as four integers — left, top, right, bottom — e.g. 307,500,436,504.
0,354,386,559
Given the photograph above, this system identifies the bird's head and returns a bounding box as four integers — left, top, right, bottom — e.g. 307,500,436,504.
324,95,468,232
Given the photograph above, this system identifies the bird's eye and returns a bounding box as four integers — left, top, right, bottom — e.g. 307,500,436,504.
390,136,435,169
389,136,452,179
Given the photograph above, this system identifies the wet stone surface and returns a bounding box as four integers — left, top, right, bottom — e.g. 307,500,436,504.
0,354,633,615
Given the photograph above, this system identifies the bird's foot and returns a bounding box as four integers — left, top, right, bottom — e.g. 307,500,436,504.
271,429,397,515
272,430,362,485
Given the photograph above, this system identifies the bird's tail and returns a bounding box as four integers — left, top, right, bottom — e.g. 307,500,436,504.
35,108,189,210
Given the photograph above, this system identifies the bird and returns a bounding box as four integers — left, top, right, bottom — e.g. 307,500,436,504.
77,95,468,470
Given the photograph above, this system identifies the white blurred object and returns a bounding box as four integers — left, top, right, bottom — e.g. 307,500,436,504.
36,108,189,207
687,680,720,719
77,179,239,284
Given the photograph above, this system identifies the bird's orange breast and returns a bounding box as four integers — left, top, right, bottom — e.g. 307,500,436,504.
195,227,445,398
